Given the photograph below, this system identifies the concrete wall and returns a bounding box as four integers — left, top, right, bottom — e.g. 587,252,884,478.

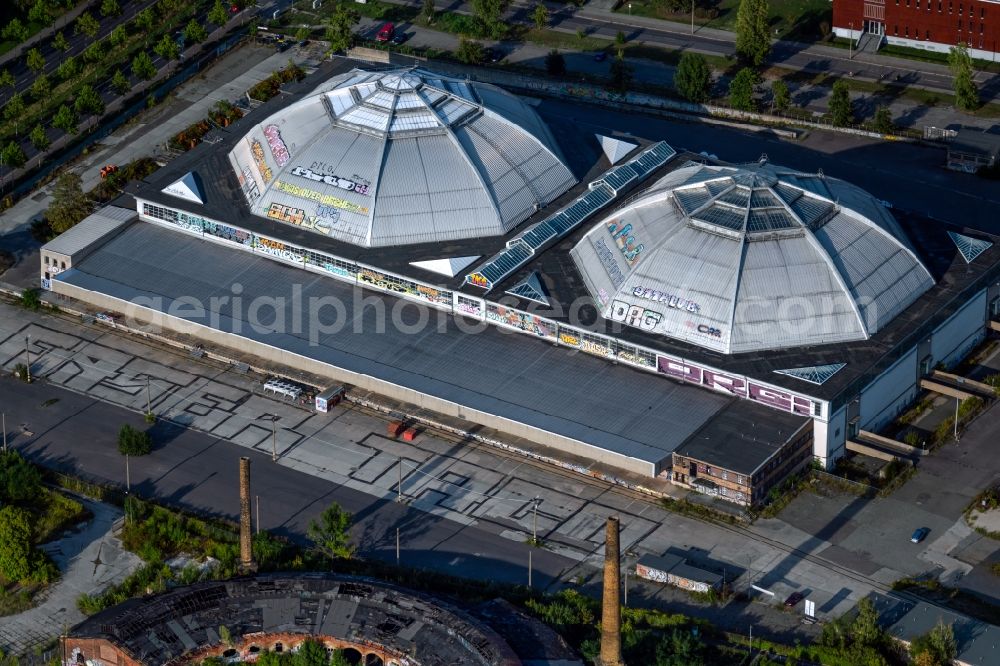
814,404,848,467
860,346,919,432
931,289,988,369
52,279,659,478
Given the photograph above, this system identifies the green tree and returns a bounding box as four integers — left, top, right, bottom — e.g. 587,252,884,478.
655,627,708,666
292,640,328,666
56,55,79,81
545,49,566,76
117,424,152,456
184,19,208,44
609,51,632,93
53,30,70,51
829,79,853,126
154,33,179,61
615,30,626,47
26,47,45,74
457,37,484,64
75,11,100,38
83,39,103,63
256,652,292,666
0,69,14,93
74,83,104,116
110,25,127,49
30,72,50,101
135,7,155,32
422,0,436,23
729,66,757,111
0,452,41,503
1,140,26,168
308,502,353,560
0,506,34,581
872,105,893,133
29,123,49,150
771,78,790,112
674,52,712,102
3,93,25,122
29,0,51,26
132,51,157,80
323,4,358,55
533,3,549,29
47,171,89,231
852,598,883,647
101,0,121,17
2,19,29,43
295,26,310,42
208,0,228,26
328,650,350,666
218,625,232,646
949,43,979,111
911,620,956,666
735,0,770,66
112,69,131,95
472,0,509,38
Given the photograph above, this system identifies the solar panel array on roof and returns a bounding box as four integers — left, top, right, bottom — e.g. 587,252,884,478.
467,142,676,289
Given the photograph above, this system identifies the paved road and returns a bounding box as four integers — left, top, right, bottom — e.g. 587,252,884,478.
374,0,1000,100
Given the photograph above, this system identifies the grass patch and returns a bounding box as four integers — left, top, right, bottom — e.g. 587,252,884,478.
880,43,1000,74
32,488,88,545
0,585,35,616
520,26,611,52
660,496,748,525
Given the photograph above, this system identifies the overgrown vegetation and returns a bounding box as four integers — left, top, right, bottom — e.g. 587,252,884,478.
117,424,153,456
246,61,306,103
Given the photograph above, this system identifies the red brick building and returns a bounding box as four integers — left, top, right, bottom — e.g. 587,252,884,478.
833,0,1000,59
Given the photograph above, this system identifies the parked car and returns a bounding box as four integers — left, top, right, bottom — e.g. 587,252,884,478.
376,22,395,42
99,164,119,179
484,47,503,63
784,591,804,607
594,51,608,62
390,32,409,45
911,527,930,543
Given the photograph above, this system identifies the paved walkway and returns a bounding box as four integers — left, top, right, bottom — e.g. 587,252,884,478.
0,497,142,656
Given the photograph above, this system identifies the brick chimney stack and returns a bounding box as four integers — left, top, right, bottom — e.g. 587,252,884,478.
239,457,255,572
599,515,624,666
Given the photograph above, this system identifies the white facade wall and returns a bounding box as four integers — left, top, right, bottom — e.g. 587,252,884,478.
814,405,848,467
832,28,1000,61
931,289,988,369
860,347,919,433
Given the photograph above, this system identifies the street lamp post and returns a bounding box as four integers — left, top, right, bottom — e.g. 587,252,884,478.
849,21,854,60
2,412,6,453
954,396,960,440
145,376,151,416
628,2,632,15
691,0,695,34
271,417,276,461
532,496,540,545
24,335,30,383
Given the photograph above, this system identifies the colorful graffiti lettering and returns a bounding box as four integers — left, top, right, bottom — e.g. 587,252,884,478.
592,238,627,287
263,124,290,167
609,300,662,332
272,180,369,215
466,273,490,289
292,166,371,196
606,219,644,266
633,286,700,313
266,202,305,225
250,139,273,184
486,305,556,339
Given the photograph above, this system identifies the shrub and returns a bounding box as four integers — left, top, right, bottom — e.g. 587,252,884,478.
118,424,152,456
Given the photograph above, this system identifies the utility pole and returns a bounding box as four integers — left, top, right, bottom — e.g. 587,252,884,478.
528,549,533,588
256,494,260,535
954,396,960,440
2,412,6,453
849,22,854,60
623,564,628,607
396,527,400,566
124,453,131,526
532,497,539,545
749,624,753,656
24,335,30,383
145,376,151,415
271,417,277,461
691,0,695,34
397,457,402,502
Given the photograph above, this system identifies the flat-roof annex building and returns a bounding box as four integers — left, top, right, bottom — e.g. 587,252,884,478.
40,61,1000,504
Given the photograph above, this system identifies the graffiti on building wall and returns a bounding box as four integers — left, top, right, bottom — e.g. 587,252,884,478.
486,304,557,339
263,124,290,167
606,219,644,266
293,165,372,196
267,202,305,225
251,139,273,184
253,236,304,264
359,268,452,306
273,180,370,215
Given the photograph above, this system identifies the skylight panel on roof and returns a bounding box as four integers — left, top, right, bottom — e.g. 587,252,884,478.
948,231,993,263
718,187,750,208
389,112,440,133
693,204,745,231
774,363,846,385
340,106,390,131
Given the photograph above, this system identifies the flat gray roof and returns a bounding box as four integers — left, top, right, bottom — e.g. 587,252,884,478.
57,220,746,468
41,206,135,258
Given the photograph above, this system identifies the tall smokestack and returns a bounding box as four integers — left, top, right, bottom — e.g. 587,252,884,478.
600,515,624,666
239,457,255,572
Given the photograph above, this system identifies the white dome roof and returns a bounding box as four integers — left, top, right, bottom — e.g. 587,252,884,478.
227,68,576,247
571,161,935,354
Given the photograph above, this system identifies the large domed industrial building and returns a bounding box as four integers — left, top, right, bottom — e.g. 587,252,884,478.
227,68,576,248
40,57,1000,506
570,161,935,354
